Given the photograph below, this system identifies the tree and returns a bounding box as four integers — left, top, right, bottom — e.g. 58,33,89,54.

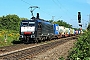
48,20,54,23
0,14,20,31
20,18,28,20
87,23,90,31
0,17,3,29
53,20,72,28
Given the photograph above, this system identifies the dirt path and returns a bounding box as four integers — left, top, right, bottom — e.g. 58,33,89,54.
31,39,76,60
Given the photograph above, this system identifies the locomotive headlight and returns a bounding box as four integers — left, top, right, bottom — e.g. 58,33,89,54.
32,32,35,34
20,35,23,38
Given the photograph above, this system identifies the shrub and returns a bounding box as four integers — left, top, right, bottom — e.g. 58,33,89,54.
68,31,90,60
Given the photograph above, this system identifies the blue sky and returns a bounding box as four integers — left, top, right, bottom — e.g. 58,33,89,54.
0,0,90,29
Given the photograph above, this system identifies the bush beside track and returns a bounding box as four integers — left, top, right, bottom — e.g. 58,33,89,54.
0,29,20,47
67,31,90,60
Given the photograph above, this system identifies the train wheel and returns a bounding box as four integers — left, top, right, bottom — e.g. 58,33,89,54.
47,36,51,41
34,38,38,43
24,36,30,44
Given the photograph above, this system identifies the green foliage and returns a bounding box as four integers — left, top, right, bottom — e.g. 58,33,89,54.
68,31,90,60
0,14,20,31
20,18,28,20
48,20,54,23
0,14,29,47
0,15,28,31
87,23,90,31
53,20,72,28
59,57,65,60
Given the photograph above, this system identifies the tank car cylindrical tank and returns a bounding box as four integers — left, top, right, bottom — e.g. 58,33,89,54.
58,26,65,37
64,28,70,37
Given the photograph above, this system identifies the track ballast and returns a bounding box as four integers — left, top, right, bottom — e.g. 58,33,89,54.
0,36,77,60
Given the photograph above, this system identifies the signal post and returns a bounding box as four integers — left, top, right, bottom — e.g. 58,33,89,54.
78,12,82,34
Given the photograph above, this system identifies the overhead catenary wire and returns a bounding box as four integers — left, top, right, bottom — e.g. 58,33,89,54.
52,0,80,28
21,0,73,21
21,0,32,5
20,0,58,20
52,0,75,21
51,0,63,20
52,0,68,20
56,0,75,17
58,0,79,22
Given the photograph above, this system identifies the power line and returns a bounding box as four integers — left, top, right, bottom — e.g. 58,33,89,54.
50,0,63,20
20,0,56,20
52,0,69,19
56,0,74,16
52,0,75,21
21,0,66,21
58,0,78,21
52,0,61,9
21,0,32,5
39,9,52,16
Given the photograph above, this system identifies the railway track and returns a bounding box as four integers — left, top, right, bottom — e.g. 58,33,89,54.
0,36,77,60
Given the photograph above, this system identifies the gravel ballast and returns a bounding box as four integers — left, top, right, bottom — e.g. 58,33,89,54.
31,39,76,60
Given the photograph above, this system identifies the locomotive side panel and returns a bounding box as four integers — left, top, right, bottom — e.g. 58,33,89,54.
41,22,54,36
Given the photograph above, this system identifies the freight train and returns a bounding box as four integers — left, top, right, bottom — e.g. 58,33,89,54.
19,13,82,43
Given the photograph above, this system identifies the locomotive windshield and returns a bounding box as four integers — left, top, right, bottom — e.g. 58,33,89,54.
21,21,35,26
22,22,28,26
29,22,35,26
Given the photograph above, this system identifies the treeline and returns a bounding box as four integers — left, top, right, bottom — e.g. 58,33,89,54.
49,20,72,28
0,14,28,31
0,14,72,31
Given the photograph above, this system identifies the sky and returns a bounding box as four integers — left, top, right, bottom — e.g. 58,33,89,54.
0,0,90,29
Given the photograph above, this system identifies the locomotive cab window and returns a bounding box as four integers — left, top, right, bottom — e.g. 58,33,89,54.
22,22,28,26
29,22,35,26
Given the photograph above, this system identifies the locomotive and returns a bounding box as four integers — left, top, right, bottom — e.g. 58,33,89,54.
19,13,82,43
19,13,58,43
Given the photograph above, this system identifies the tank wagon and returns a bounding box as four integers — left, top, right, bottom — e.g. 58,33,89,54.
58,26,65,38
64,28,70,37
